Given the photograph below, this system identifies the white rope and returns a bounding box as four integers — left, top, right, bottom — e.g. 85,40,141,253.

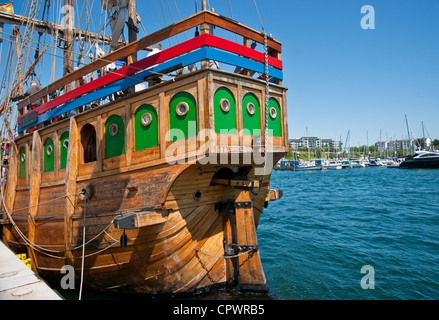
78,198,87,300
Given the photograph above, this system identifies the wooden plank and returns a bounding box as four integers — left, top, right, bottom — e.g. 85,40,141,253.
204,35,282,69
211,178,260,188
233,188,267,292
204,12,282,52
27,131,42,272
1,142,18,243
64,117,79,264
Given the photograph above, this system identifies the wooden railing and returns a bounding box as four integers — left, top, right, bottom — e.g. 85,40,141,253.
17,10,282,112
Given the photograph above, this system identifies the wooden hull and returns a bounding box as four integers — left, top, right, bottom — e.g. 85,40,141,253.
1,69,288,294
2,161,278,294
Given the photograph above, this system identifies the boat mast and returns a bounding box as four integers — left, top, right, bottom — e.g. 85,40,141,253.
63,0,74,93
127,0,137,64
405,114,413,154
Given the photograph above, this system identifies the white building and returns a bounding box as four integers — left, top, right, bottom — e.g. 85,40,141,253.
289,137,342,150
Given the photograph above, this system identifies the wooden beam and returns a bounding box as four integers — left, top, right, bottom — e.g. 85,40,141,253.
27,131,42,272
63,0,74,93
233,188,267,292
64,117,79,264
0,11,112,44
211,178,260,189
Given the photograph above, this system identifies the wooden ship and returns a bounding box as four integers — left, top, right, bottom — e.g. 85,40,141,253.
0,0,288,295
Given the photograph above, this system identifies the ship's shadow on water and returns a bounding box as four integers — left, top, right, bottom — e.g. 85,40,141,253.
49,279,278,300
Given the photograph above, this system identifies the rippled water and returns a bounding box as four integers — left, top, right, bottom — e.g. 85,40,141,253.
259,167,439,300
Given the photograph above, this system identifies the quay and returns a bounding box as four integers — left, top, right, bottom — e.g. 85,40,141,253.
0,241,62,300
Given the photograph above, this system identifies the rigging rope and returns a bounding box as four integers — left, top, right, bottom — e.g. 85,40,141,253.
253,0,265,32
79,197,87,300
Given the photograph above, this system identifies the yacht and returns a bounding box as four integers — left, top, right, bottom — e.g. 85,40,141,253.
399,150,439,169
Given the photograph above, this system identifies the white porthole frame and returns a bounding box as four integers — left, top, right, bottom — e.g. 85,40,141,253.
46,145,53,157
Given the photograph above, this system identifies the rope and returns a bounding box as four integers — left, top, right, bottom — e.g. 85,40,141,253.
196,248,253,260
253,0,265,31
78,198,87,300
251,31,270,196
0,183,118,257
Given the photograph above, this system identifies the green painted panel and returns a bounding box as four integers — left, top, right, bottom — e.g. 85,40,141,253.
105,114,125,159
242,93,261,136
19,147,26,178
169,92,197,142
43,138,54,173
267,98,282,137
214,87,236,134
60,131,69,169
134,104,158,151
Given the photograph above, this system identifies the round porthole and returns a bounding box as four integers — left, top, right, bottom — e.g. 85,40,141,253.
269,107,277,119
109,123,119,136
220,99,230,113
176,102,189,116
247,102,255,115
141,113,152,127
63,139,69,149
46,145,53,157
20,153,26,163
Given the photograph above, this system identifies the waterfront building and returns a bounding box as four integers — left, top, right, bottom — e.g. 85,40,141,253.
289,137,342,150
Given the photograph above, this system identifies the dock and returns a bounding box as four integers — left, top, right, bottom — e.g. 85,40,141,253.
0,241,62,300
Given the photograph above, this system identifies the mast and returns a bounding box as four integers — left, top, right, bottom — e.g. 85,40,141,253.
63,0,74,93
405,114,412,154
127,0,137,64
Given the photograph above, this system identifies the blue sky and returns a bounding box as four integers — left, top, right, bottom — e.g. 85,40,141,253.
2,0,438,146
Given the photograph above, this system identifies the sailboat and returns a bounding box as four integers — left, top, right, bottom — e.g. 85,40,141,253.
0,0,288,295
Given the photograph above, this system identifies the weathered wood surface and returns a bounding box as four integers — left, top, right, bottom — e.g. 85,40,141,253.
3,67,287,294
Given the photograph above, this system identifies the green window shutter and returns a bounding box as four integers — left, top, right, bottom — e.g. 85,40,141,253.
267,98,282,137
214,87,236,134
169,92,197,142
43,138,55,173
19,147,26,178
60,131,69,169
242,93,261,136
105,114,125,159
134,104,158,151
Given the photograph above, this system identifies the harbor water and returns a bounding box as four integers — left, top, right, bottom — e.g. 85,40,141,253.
260,166,439,300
